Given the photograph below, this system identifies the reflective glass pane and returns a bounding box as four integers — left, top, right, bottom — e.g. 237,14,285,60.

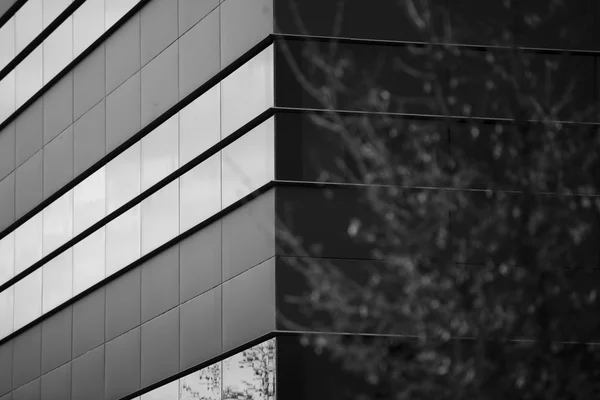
180,363,222,400
0,232,14,286
43,16,73,84
15,213,43,275
222,338,276,400
42,249,73,313
141,380,178,400
43,191,74,256
141,179,179,255
13,268,42,330
221,45,274,138
0,70,16,121
0,18,15,70
106,0,137,28
141,114,179,190
73,227,105,295
106,142,141,213
221,117,275,208
16,46,43,108
73,0,105,57
106,204,140,276
179,84,220,166
43,0,72,27
180,153,220,232
74,167,106,235
0,286,13,339
15,0,42,53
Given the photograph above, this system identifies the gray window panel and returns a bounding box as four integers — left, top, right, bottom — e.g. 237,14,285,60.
43,16,73,85
43,125,74,199
13,268,42,330
141,308,179,387
179,85,220,167
0,342,13,396
73,44,106,120
141,42,178,127
178,9,220,100
221,45,274,138
15,213,42,275
73,227,105,296
42,249,73,313
141,114,179,191
15,99,43,167
140,0,178,66
0,18,14,70
0,173,15,232
42,0,72,28
106,142,140,213
106,71,140,152
73,167,105,235
179,362,221,400
142,381,178,400
41,306,72,374
141,179,179,256
105,267,141,341
43,71,74,145
106,12,140,94
141,244,179,323
180,153,221,233
0,70,15,123
71,345,105,400
0,123,15,183
12,324,41,389
220,0,273,68
106,205,141,276
222,258,275,351
105,327,140,400
179,0,218,35
16,47,43,109
15,149,43,219
73,100,106,175
42,190,73,256
0,287,13,340
41,362,71,400
106,0,137,28
0,232,14,286
72,288,105,359
73,0,105,58
15,0,42,53
13,377,40,400
179,286,222,371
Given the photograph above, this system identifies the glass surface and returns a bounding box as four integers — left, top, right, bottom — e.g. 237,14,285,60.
106,0,138,28
43,191,74,256
15,0,42,53
106,142,141,213
180,153,221,232
73,227,105,295
221,117,275,208
0,18,15,70
221,45,274,138
16,46,43,108
141,114,179,190
0,232,14,286
141,179,179,255
42,248,73,313
0,70,15,122
74,167,106,235
180,363,221,400
179,84,221,166
43,0,72,28
43,16,73,84
106,204,140,276
141,381,178,400
73,0,105,57
13,268,42,330
15,213,43,275
0,287,13,339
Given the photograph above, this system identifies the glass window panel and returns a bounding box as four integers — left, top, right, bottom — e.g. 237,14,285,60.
73,0,105,57
15,0,42,53
221,45,274,138
0,286,14,339
106,204,140,276
16,46,43,108
180,363,222,400
106,142,141,213
141,179,179,255
141,114,179,191
0,18,15,70
106,0,137,29
141,380,178,400
13,268,42,330
74,167,106,235
0,232,14,286
15,213,43,275
42,249,73,313
221,117,275,208
0,70,16,122
222,339,276,400
43,0,72,28
43,16,73,84
180,153,220,232
179,84,220,166
43,191,74,256
73,227,105,295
